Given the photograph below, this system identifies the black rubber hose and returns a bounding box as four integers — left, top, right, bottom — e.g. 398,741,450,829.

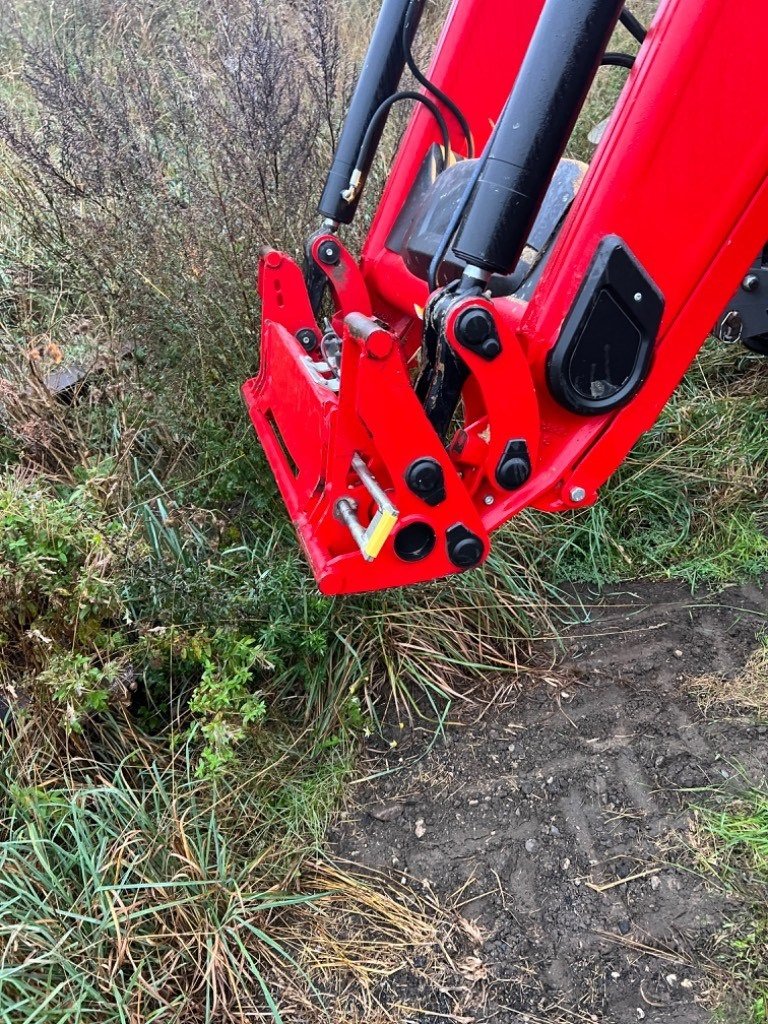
620,7,647,43
427,157,487,292
403,0,475,158
602,51,635,69
352,92,452,194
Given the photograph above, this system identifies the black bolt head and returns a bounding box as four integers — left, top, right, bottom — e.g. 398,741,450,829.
318,240,340,266
497,457,529,490
496,440,532,491
296,329,318,352
446,524,485,569
456,307,501,360
405,458,446,506
457,307,493,346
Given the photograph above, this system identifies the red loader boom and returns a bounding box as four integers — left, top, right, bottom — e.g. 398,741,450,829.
242,0,768,596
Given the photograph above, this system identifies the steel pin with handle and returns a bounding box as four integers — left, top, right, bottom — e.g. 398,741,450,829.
335,454,399,562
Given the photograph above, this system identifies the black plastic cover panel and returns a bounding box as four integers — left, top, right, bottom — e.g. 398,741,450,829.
547,236,664,416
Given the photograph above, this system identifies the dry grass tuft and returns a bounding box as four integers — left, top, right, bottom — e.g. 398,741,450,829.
688,638,768,717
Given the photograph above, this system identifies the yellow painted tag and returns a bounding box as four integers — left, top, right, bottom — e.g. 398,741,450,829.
363,510,399,560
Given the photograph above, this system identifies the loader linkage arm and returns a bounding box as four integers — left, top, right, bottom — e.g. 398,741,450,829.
243,0,768,596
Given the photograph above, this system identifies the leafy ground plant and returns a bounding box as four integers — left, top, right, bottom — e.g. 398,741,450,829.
0,467,134,729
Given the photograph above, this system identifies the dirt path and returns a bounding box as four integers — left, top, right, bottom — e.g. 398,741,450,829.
334,580,768,1023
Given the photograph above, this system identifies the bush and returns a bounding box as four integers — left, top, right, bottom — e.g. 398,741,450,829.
0,468,135,728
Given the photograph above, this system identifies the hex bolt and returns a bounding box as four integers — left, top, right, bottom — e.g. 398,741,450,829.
633,292,643,303
570,486,587,503
484,495,495,506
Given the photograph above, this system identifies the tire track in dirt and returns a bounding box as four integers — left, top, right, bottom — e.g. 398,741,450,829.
333,579,768,1023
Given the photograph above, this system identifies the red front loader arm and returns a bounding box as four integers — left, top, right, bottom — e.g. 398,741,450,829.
243,0,768,596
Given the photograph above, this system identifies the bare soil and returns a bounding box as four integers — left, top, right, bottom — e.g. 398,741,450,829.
333,579,768,1023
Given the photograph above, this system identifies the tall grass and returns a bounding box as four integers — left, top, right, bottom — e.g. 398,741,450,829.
696,790,768,1023
536,345,768,586
0,723,442,1023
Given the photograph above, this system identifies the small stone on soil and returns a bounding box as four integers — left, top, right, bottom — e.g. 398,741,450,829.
368,803,403,822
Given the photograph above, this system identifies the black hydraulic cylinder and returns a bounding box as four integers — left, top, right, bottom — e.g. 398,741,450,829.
452,0,625,276
318,0,427,225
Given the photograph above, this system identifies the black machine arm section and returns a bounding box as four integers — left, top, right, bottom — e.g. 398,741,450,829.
452,0,626,278
318,0,427,225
